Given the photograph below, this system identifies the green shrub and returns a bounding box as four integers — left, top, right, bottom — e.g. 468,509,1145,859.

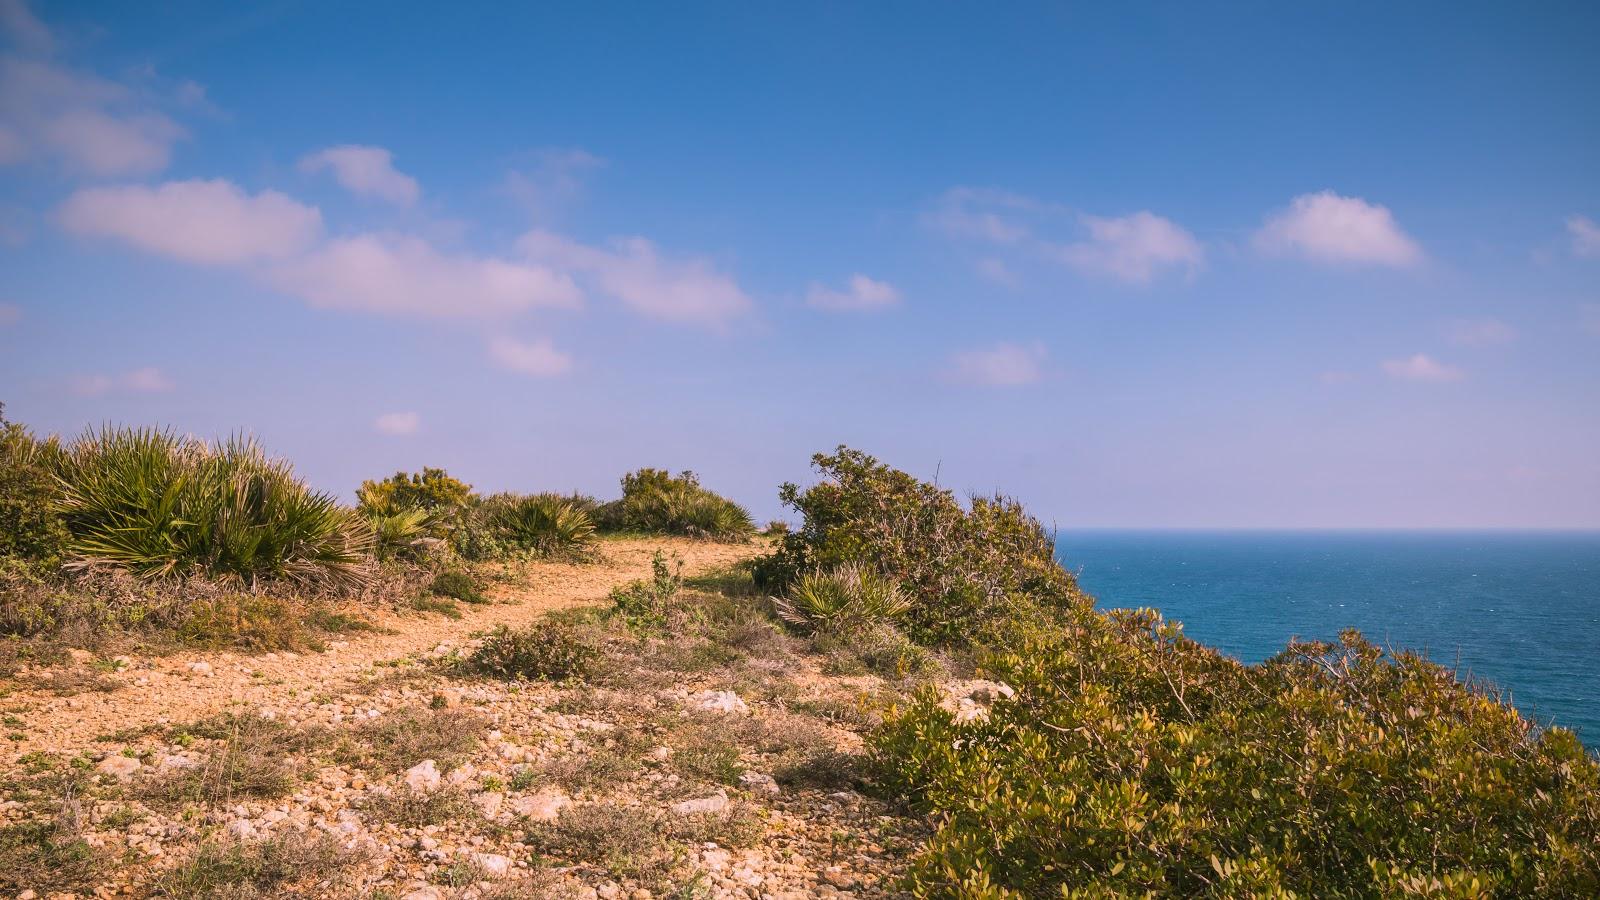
356,467,472,522
53,428,372,588
757,446,1085,644
364,506,434,561
429,570,486,604
773,563,910,634
609,550,682,629
484,492,597,558
468,623,600,681
614,468,753,540
0,409,69,565
872,616,1600,898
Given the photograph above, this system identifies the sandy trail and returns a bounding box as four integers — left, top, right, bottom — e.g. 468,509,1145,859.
8,537,759,759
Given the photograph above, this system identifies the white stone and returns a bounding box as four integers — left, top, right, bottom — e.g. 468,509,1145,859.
445,762,478,786
226,819,257,839
509,788,568,823
188,661,214,676
401,889,444,900
474,852,514,878
670,790,729,816
738,771,780,796
404,759,442,793
473,791,505,818
692,690,749,714
96,755,141,780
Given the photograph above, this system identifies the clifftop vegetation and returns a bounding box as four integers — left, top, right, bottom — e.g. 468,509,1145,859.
1,410,1596,897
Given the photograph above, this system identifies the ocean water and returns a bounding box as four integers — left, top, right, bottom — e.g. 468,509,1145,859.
1055,531,1600,744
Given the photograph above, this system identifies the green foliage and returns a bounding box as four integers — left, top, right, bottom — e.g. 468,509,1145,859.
429,570,486,604
758,446,1085,644
609,550,682,629
356,467,473,520
614,468,753,540
364,506,433,561
0,407,69,564
773,563,911,634
872,617,1600,898
486,492,597,557
468,623,600,681
52,427,372,588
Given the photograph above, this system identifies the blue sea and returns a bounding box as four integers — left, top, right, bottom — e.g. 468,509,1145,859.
1056,531,1600,744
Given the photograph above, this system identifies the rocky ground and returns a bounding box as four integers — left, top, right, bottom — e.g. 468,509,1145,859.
0,537,956,899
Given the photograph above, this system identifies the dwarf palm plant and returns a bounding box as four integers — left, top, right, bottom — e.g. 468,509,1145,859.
490,493,597,557
53,428,372,588
773,563,910,634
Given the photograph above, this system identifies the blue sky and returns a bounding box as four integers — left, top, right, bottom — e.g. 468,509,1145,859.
1,0,1597,527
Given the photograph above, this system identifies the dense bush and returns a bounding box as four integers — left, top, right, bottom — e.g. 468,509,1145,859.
0,408,69,565
356,467,473,520
773,563,910,635
610,550,683,629
486,493,597,557
758,446,1086,644
873,611,1600,897
428,570,486,604
613,468,753,540
468,623,600,681
53,428,373,588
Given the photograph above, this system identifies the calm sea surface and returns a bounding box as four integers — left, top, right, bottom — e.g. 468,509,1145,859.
1055,531,1600,744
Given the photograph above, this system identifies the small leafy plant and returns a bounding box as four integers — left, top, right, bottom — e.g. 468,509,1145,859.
467,623,600,681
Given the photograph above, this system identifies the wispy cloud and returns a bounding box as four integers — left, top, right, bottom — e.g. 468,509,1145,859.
0,0,54,55
58,179,322,265
1255,191,1422,266
929,188,1201,285
1568,215,1600,258
1444,317,1516,347
518,230,750,327
1051,211,1203,283
0,56,186,176
488,335,572,377
374,411,420,435
72,366,174,396
805,274,900,312
299,145,420,206
274,233,581,318
503,148,605,220
950,342,1046,387
1381,353,1462,383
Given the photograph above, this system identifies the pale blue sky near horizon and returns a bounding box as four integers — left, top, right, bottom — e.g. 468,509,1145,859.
1,1,1597,527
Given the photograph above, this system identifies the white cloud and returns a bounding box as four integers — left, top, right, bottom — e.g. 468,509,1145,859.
374,411,420,435
0,57,186,176
1568,215,1600,258
0,300,19,324
0,0,54,55
518,230,750,326
58,179,322,265
274,233,581,318
1381,353,1463,383
974,257,1017,286
1444,317,1516,347
299,145,420,206
503,148,604,219
1052,211,1203,283
1255,191,1422,266
925,188,1036,244
488,335,572,377
72,366,174,396
950,342,1046,387
805,274,900,312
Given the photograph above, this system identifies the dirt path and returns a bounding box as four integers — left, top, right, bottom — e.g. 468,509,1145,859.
7,536,760,760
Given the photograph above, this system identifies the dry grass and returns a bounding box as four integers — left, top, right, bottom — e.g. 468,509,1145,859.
150,829,369,898
144,716,314,808
0,776,104,895
360,785,480,828
330,706,484,774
